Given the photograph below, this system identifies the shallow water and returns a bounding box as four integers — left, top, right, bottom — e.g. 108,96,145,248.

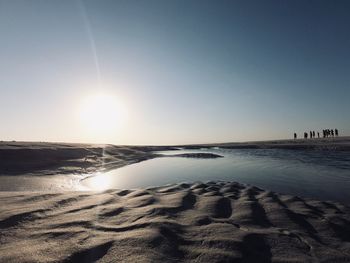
84,148,350,204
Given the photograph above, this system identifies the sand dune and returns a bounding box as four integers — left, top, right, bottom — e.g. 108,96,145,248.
1,181,349,262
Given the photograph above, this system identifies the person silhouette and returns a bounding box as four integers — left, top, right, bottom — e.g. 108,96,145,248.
317,132,320,138
310,131,313,139
304,132,308,139
312,131,315,138
294,133,297,139
331,129,334,137
335,129,339,137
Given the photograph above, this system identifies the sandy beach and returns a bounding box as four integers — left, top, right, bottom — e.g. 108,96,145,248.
1,182,350,262
3,0,350,261
1,139,350,262
1,137,349,176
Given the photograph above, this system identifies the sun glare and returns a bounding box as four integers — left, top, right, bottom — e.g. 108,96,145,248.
87,173,112,190
79,93,124,139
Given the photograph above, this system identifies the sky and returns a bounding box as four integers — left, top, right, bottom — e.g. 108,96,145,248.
0,0,349,145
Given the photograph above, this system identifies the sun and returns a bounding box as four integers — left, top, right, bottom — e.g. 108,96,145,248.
79,93,124,139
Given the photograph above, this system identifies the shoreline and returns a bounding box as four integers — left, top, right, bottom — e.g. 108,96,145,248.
1,137,349,177
1,141,350,261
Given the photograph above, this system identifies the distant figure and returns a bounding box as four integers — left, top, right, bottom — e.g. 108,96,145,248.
312,131,315,138
310,131,313,139
294,133,297,139
335,129,339,137
331,129,334,137
304,132,308,139
317,132,320,138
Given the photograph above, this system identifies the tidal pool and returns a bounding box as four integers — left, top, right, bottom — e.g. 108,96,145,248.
83,148,350,204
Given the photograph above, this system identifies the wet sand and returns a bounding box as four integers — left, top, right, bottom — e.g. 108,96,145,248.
1,137,349,176
0,141,174,176
181,136,350,151
1,182,350,262
0,139,350,262
0,142,165,191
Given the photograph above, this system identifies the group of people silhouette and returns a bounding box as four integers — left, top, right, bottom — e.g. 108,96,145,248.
293,129,339,139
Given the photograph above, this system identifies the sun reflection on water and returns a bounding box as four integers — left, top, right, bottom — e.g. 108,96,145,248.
88,172,112,191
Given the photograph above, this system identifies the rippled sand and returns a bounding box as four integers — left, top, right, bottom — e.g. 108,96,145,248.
1,181,349,262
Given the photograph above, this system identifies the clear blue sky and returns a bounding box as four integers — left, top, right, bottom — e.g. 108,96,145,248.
0,0,349,145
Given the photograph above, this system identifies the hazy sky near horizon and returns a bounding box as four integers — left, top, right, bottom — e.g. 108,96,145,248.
0,0,349,145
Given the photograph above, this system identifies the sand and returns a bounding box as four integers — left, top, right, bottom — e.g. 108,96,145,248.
1,138,349,177
1,139,350,262
0,142,174,176
181,136,350,151
1,181,350,262
0,142,176,190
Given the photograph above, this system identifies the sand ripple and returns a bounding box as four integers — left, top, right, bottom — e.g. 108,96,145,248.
0,182,350,262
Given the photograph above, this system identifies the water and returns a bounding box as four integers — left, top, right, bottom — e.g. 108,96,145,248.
83,148,350,204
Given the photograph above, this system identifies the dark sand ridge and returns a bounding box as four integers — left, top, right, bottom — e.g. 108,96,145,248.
0,142,175,176
0,182,350,262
